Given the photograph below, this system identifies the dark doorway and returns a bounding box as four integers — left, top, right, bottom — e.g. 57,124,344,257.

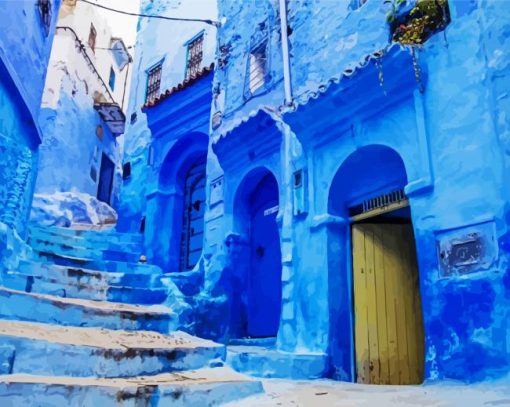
247,173,282,337
97,153,115,204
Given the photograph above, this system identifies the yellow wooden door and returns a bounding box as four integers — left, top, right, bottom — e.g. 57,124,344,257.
352,223,424,385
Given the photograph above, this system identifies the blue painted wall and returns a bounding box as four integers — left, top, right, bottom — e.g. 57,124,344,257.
0,0,60,271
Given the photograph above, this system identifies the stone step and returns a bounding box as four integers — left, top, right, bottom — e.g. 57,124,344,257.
0,287,175,333
2,271,167,305
227,345,328,379
0,320,224,378
36,252,161,275
0,368,262,406
30,238,141,263
17,260,160,289
29,224,144,246
29,226,142,254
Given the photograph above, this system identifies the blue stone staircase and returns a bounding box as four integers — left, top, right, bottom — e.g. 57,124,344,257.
0,224,262,406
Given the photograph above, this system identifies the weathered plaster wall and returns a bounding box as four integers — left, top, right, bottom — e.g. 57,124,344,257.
0,0,61,274
117,0,217,233
0,0,61,227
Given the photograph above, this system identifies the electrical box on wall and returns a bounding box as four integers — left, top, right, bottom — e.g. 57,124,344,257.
436,220,498,278
293,168,308,217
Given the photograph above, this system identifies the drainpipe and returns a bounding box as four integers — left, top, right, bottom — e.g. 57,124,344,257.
279,0,293,106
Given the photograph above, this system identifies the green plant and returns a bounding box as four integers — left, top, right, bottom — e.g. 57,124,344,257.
387,0,450,46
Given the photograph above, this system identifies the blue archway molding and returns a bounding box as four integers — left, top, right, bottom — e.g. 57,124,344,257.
325,144,424,381
144,132,209,272
227,166,283,338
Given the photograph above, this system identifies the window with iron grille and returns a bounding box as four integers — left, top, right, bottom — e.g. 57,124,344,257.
146,62,162,104
244,23,270,100
38,0,52,36
88,23,97,53
186,34,204,80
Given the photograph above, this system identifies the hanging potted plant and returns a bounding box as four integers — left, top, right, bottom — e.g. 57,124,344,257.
386,0,450,45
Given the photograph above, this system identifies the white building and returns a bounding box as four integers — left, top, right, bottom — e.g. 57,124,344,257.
35,0,133,207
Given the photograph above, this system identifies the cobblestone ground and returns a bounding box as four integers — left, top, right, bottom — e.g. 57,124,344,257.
224,376,510,407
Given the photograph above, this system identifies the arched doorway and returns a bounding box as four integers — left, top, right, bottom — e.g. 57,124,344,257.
329,145,424,385
148,132,208,272
234,169,282,338
179,159,206,272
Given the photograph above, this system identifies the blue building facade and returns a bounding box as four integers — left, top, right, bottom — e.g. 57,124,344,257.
205,0,510,383
0,0,61,270
119,0,510,385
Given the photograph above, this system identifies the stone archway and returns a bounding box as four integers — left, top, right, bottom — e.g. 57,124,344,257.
328,144,425,385
145,132,208,272
231,167,282,338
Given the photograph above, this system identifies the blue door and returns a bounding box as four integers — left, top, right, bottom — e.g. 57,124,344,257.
97,153,114,204
248,174,282,337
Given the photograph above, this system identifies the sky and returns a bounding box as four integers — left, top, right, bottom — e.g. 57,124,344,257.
93,0,142,47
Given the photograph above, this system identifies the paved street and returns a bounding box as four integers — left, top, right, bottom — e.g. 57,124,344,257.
224,376,510,407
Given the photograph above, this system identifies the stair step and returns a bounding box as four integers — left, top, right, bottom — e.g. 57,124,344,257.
30,239,141,263
227,345,328,379
17,260,160,288
36,252,161,275
2,271,167,305
0,320,224,377
29,225,143,245
29,227,142,253
0,368,262,406
0,287,175,333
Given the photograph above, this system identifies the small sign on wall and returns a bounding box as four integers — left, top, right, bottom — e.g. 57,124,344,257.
264,205,279,216
436,220,497,278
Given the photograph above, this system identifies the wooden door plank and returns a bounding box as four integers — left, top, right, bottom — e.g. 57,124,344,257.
364,225,380,384
373,224,390,384
352,225,370,384
401,224,425,383
382,226,401,385
391,224,411,384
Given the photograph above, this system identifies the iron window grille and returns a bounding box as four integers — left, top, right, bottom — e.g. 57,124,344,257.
88,23,97,53
244,22,270,100
146,63,162,104
38,0,52,36
348,189,407,219
186,34,204,80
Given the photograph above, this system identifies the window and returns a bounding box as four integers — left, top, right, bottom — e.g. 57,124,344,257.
88,23,97,53
122,162,131,180
247,39,268,95
146,63,162,104
38,0,52,36
185,34,204,80
109,67,116,91
130,112,138,124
